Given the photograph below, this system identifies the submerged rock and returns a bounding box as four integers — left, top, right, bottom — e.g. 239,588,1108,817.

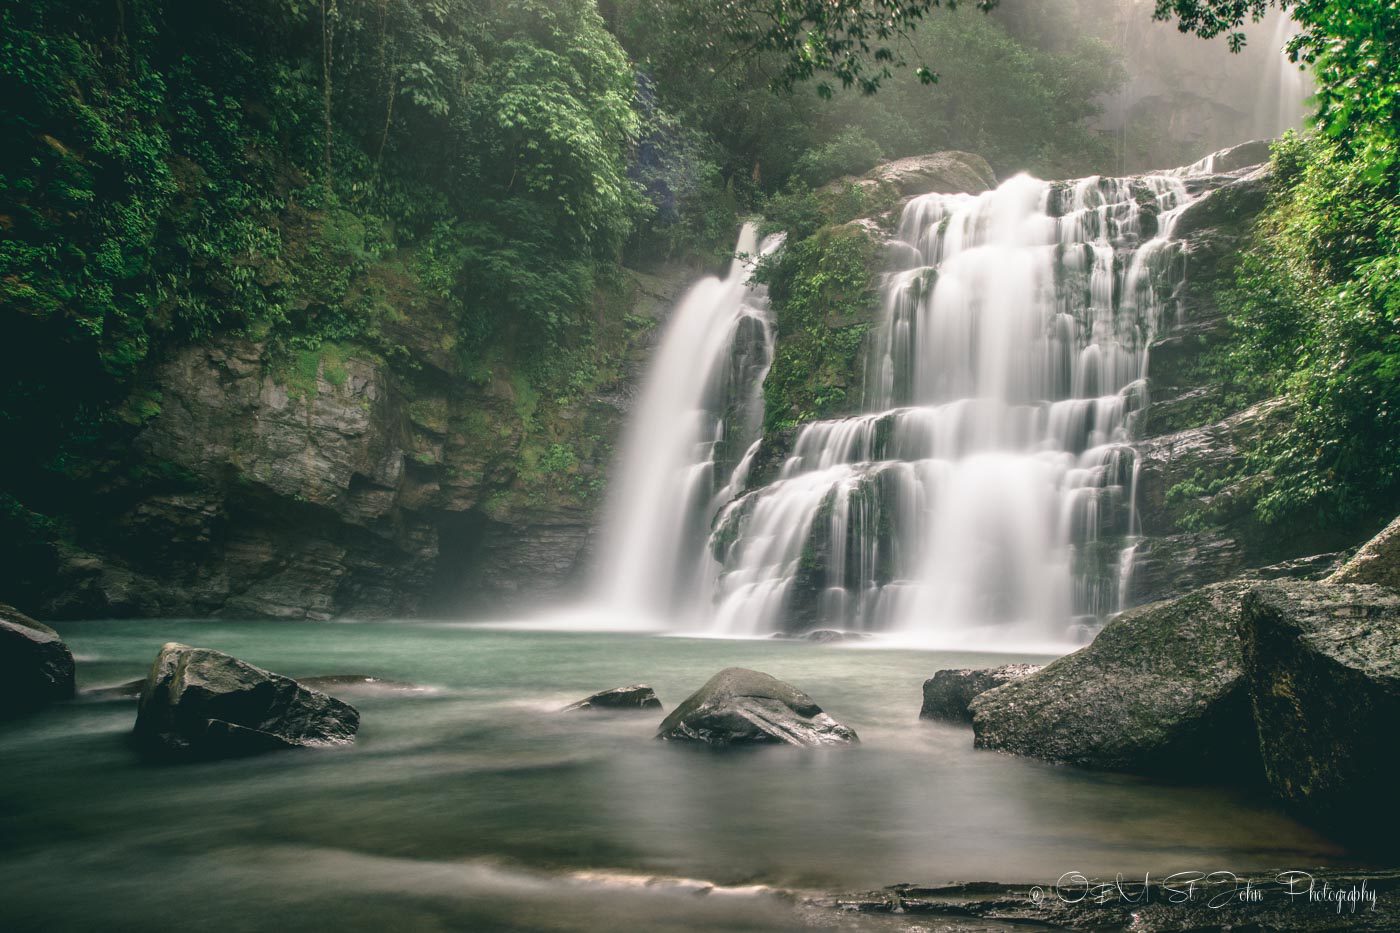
299,674,432,697
1327,514,1400,589
1240,582,1400,840
83,678,146,701
0,604,76,716
970,582,1256,776
133,643,360,758
919,665,1041,723
804,629,871,644
656,668,858,748
562,684,662,713
770,629,873,644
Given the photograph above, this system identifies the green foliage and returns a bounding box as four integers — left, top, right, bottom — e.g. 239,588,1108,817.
610,0,1125,190
1220,133,1400,525
756,224,879,433
667,0,999,98
0,0,646,528
793,127,885,186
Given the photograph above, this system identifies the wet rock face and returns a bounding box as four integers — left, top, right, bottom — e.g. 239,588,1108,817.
656,667,858,748
863,151,998,197
562,684,662,713
133,643,360,758
970,582,1258,776
1327,514,1400,589
0,604,75,716
919,665,1041,723
1239,582,1400,841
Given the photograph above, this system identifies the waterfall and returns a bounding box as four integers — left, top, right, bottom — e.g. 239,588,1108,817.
706,170,1202,648
594,224,782,626
1252,11,1312,140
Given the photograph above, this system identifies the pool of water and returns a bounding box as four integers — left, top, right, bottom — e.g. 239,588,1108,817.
0,619,1359,931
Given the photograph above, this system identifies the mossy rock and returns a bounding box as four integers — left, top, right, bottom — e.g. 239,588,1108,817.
970,581,1258,777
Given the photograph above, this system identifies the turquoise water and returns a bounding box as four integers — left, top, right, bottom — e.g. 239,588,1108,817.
0,620,1357,931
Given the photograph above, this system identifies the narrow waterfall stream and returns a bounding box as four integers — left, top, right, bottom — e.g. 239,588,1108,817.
1253,12,1313,141
594,224,782,626
600,159,1228,647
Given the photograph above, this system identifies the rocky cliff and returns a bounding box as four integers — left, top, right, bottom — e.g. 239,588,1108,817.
1127,142,1371,602
13,263,694,621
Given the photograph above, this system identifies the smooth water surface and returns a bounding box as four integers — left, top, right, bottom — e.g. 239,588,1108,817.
0,620,1358,931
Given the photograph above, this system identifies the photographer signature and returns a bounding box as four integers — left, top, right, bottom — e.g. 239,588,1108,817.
1025,871,1377,914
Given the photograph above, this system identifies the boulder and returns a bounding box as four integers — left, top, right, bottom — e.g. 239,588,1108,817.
0,604,76,716
562,683,662,713
1239,582,1400,839
1327,514,1400,589
865,151,998,197
919,665,1041,723
970,582,1257,776
656,667,858,748
133,643,359,758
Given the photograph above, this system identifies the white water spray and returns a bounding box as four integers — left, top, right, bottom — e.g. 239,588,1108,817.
593,224,782,626
707,170,1202,648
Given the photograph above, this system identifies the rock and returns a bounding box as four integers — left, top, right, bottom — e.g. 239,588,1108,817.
1198,138,1273,174
133,643,360,758
0,603,61,638
1239,582,1400,840
83,678,146,701
864,151,998,196
656,667,858,748
1171,166,1271,245
1327,514,1400,589
562,683,662,712
773,629,873,644
0,604,76,716
809,629,872,643
970,582,1256,776
919,665,1041,723
817,869,1400,931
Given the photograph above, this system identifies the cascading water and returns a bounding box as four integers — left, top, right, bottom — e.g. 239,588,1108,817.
707,170,1204,648
594,224,782,626
1253,12,1313,140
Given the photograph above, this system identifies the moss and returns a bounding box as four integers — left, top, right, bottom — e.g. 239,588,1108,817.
408,398,450,435
756,223,881,434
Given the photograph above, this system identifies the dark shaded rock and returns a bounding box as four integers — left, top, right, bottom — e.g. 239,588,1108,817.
1327,514,1400,589
919,665,1041,723
1240,582,1400,841
0,603,61,638
970,581,1256,776
1173,165,1270,241
562,683,662,713
0,604,76,716
656,667,858,748
133,643,359,758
